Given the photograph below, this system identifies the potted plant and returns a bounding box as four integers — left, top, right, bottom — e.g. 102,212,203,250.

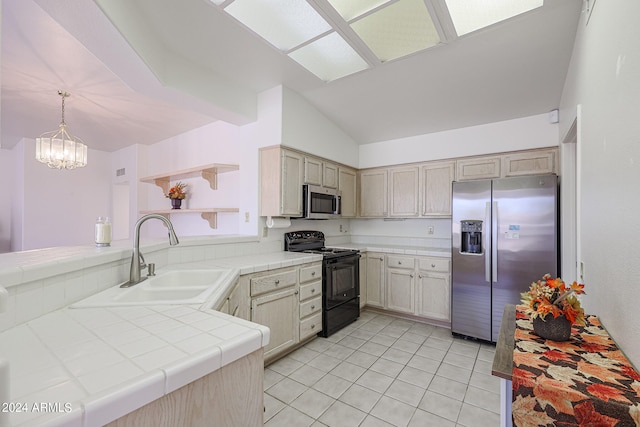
165,181,187,209
520,274,586,341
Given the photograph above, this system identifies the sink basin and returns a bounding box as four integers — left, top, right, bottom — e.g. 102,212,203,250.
71,268,237,308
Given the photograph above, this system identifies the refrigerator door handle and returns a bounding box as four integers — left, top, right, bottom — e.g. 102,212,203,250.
492,201,498,283
485,202,491,283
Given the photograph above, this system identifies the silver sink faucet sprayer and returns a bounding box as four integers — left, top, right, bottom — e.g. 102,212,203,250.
121,214,179,288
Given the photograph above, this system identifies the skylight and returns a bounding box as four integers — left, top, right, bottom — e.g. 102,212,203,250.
214,0,544,82
445,0,544,36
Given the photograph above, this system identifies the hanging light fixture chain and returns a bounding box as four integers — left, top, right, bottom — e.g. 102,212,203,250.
58,90,70,126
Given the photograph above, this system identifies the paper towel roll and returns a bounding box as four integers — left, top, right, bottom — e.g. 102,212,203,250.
266,217,291,229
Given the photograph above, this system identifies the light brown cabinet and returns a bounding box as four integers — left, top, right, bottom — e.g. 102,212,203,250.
416,257,451,322
359,169,388,217
304,156,323,186
244,261,322,364
260,147,304,217
389,166,420,217
323,162,339,189
299,263,323,341
339,167,357,218
456,148,558,181
386,255,416,314
421,161,455,216
365,252,385,308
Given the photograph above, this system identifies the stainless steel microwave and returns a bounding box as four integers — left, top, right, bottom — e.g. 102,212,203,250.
302,184,341,219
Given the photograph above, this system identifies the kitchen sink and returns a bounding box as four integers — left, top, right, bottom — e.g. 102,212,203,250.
71,268,237,308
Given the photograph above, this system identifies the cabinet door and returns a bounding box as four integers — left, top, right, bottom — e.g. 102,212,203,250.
338,167,357,218
387,268,415,314
502,149,556,177
416,272,450,322
304,156,323,185
456,156,501,181
251,288,299,360
421,161,455,216
323,162,339,189
389,166,419,217
281,150,304,216
365,253,385,308
359,169,388,217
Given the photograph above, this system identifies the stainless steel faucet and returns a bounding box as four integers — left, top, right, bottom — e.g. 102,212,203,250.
121,214,179,287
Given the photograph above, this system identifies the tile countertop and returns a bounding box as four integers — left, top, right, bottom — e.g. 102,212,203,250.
0,251,321,427
335,243,451,258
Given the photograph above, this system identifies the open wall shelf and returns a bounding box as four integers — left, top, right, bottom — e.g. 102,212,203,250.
140,163,240,229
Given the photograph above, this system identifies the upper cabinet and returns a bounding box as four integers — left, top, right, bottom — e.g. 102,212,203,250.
359,169,388,217
338,167,357,218
421,161,455,217
260,147,304,217
389,166,420,217
456,148,558,181
260,146,357,218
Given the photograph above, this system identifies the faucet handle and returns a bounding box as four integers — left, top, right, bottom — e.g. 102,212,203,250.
139,252,147,270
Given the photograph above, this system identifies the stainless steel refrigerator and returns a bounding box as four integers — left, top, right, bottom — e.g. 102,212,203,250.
451,174,558,342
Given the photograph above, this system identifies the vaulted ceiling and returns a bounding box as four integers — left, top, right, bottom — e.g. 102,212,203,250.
1,0,582,152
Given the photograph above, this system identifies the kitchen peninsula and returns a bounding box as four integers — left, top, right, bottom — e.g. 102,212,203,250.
0,237,321,426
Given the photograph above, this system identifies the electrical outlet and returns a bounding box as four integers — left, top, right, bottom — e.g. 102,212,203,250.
427,226,434,235
244,212,250,222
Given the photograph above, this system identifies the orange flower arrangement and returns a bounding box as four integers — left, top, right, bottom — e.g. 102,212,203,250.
165,182,187,200
521,274,586,325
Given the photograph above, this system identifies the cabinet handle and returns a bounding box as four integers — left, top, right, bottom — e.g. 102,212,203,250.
294,290,299,295
312,271,316,276
275,279,280,285
311,288,316,293
431,263,436,268
398,261,402,265
410,274,414,278
311,305,315,310
419,274,423,279
311,324,315,329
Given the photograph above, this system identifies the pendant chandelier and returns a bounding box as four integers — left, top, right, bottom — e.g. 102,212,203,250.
35,90,88,170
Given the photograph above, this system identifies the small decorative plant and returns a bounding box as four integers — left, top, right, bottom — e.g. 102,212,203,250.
521,274,586,326
165,182,187,200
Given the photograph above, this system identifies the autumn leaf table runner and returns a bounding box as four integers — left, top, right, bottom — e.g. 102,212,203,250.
512,305,640,426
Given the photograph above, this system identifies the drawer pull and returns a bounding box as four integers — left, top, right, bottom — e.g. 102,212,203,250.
275,279,280,285
294,290,299,295
312,271,316,276
311,288,316,293
431,263,436,268
398,261,402,265
311,305,315,310
311,324,315,329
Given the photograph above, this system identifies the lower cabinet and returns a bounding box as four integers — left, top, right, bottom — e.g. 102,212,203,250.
251,288,299,360
365,253,385,308
386,255,415,314
242,261,323,364
365,253,451,324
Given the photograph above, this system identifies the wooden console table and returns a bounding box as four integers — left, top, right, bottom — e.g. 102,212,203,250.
493,304,640,427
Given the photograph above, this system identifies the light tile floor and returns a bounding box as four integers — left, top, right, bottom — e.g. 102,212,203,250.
263,311,500,427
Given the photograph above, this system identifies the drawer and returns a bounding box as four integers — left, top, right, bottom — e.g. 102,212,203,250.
250,269,297,296
300,264,322,283
387,255,415,270
300,296,322,318
418,257,450,273
300,281,322,301
300,312,322,339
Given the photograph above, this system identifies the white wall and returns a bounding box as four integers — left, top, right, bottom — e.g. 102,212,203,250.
281,87,359,167
16,138,111,250
559,0,640,366
359,113,559,168
0,149,14,253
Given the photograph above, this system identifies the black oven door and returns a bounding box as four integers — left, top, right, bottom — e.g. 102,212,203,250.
324,254,360,310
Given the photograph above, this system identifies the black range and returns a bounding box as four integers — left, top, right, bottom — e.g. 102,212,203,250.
284,231,360,337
